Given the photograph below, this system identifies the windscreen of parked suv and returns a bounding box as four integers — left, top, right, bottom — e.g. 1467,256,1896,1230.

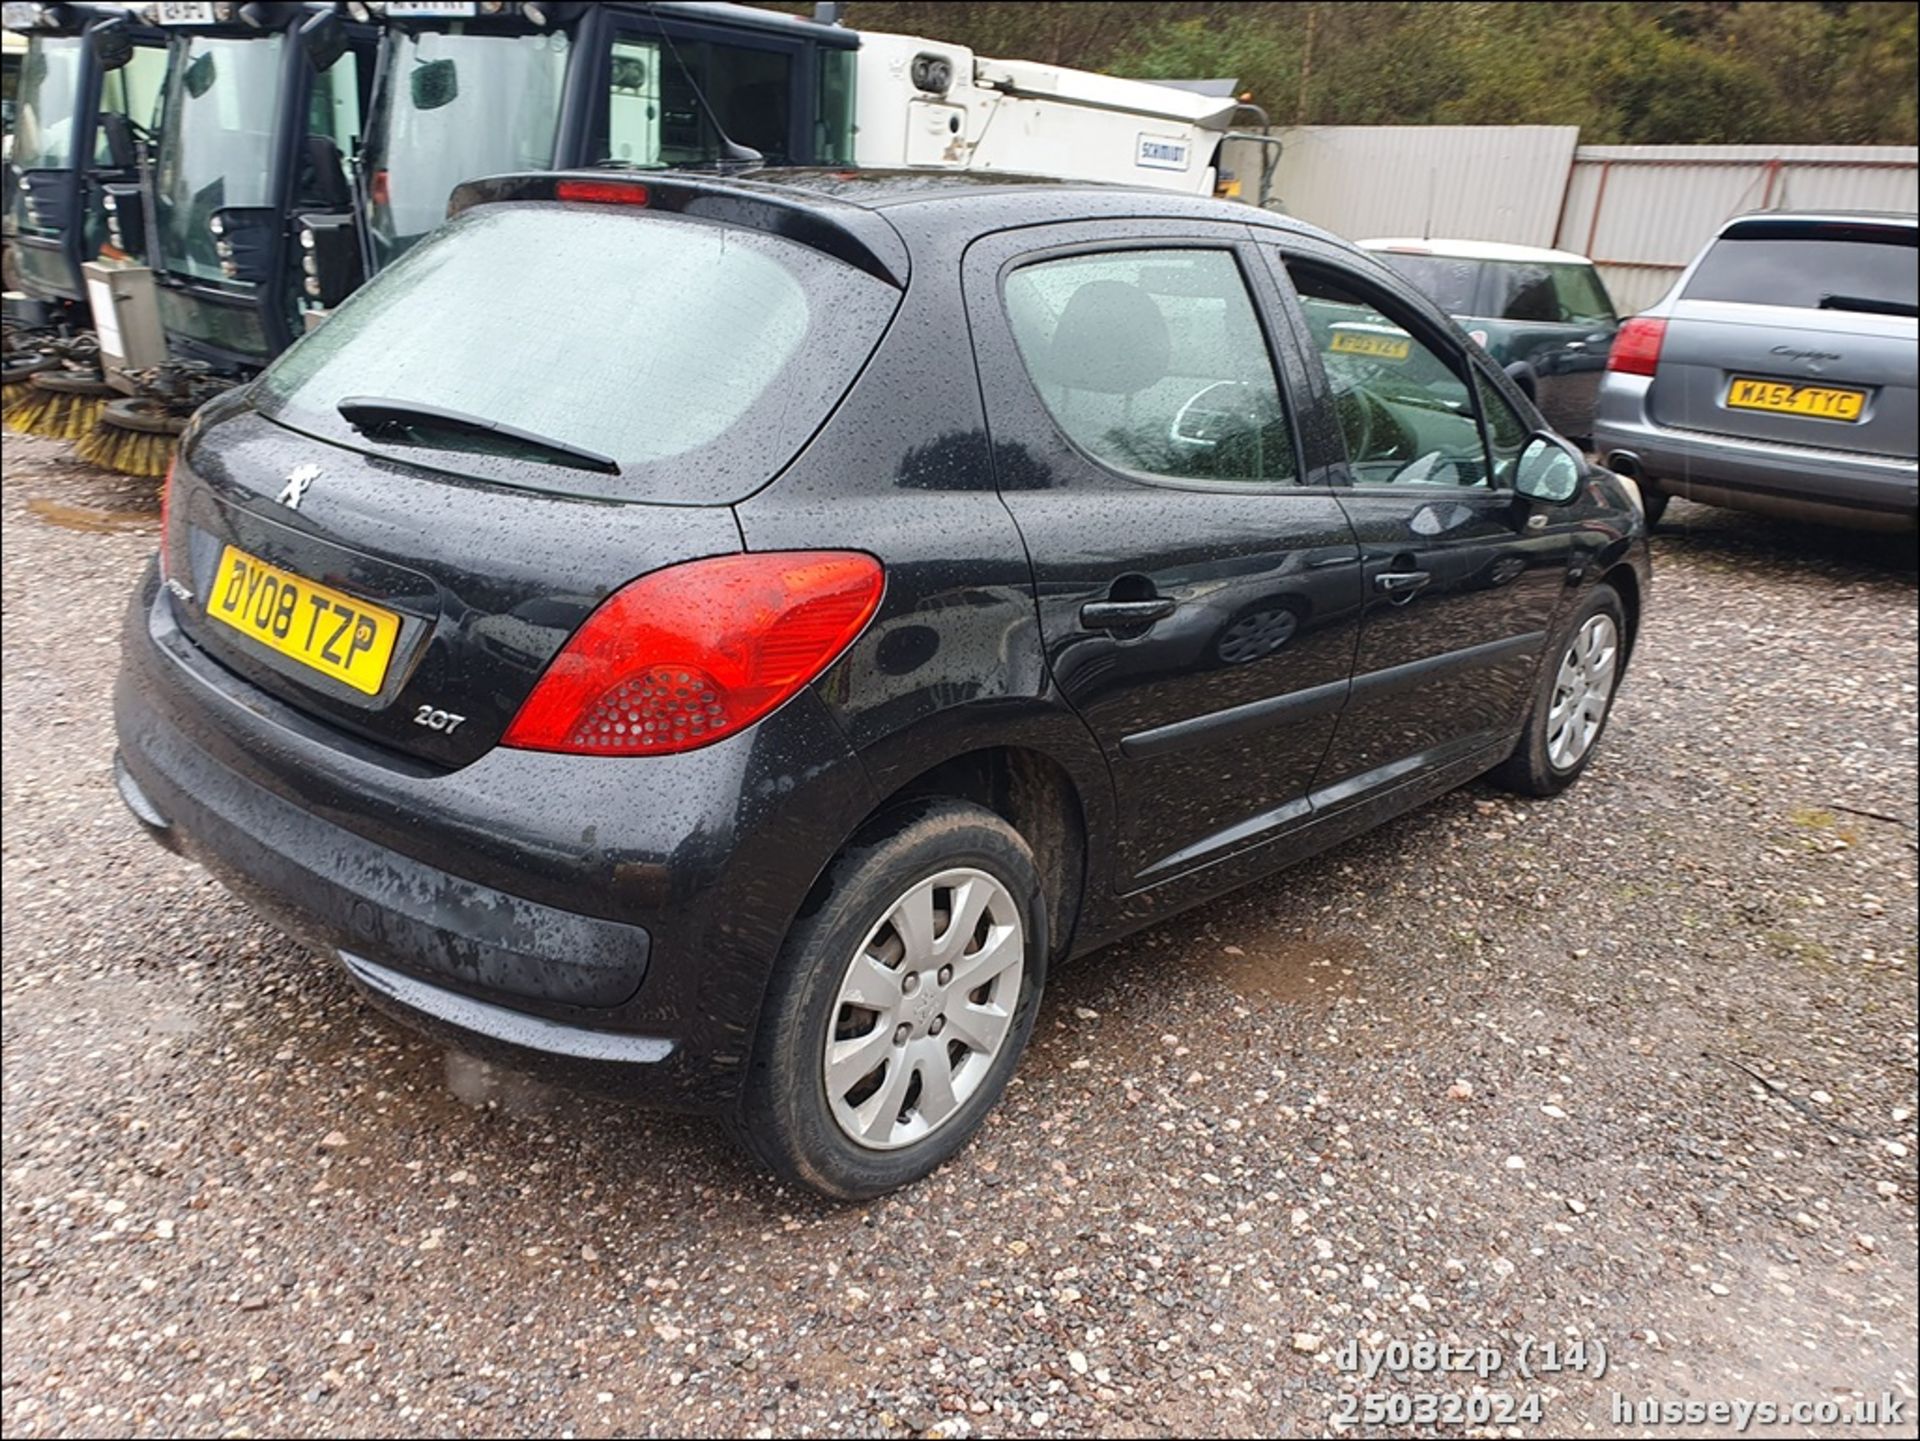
1682,220,1919,317
256,203,900,501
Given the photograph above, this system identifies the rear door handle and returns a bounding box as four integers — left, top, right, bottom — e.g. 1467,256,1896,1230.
1374,570,1432,599
1080,598,1177,631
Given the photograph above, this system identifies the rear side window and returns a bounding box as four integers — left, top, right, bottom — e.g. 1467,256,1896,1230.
1003,249,1298,484
1490,264,1560,322
1372,252,1483,315
1682,222,1918,317
1485,262,1614,325
257,204,899,500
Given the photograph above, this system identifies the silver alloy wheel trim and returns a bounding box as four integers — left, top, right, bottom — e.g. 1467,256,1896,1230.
823,867,1025,1152
1546,613,1620,771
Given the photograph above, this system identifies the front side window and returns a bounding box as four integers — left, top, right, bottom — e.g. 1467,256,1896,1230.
87,45,170,265
612,35,795,166
306,51,360,168
10,35,84,174
1475,370,1530,489
97,43,169,160
1549,263,1614,325
606,40,662,165
1003,248,1297,485
816,46,856,165
1287,260,1489,488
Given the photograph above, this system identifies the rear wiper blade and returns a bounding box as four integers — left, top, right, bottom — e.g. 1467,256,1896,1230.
336,396,620,476
1818,292,1918,318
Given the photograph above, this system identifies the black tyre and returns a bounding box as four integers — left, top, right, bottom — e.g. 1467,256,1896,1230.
734,800,1047,1200
1640,484,1671,528
101,396,189,435
1491,583,1628,798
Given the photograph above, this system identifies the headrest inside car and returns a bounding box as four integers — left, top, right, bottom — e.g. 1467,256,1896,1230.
1045,281,1171,395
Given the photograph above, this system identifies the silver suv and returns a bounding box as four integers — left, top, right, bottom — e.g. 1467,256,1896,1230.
1593,211,1917,531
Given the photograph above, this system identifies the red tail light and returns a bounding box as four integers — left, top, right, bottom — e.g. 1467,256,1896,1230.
1607,316,1667,377
158,455,176,580
554,179,650,207
370,169,390,207
503,552,884,756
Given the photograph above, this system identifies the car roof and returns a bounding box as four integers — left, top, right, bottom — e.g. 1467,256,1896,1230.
450,167,1367,290
1358,237,1596,265
1715,209,1917,233
593,166,1351,243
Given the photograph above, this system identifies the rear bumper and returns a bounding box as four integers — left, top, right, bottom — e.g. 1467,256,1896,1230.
1593,374,1918,524
114,565,879,1110
115,753,689,1096
113,751,655,1008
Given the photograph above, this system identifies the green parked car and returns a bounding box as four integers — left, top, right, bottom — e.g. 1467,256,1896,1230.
1361,238,1621,444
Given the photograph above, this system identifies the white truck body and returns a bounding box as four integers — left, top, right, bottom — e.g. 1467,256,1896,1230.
851,30,1239,194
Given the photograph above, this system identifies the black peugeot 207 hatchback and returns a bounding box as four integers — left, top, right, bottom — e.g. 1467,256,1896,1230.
114,170,1649,1199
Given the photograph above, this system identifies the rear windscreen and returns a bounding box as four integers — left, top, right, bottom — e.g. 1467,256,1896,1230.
257,203,899,501
1682,222,1919,316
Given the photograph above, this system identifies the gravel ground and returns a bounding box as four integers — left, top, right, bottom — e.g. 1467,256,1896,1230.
4,434,1916,1438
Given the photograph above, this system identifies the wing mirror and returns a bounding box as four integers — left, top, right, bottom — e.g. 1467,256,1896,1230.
184,50,218,100
299,9,348,72
88,14,135,72
411,58,458,112
1513,433,1583,504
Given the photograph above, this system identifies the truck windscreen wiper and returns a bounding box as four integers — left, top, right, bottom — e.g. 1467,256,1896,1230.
336,396,621,475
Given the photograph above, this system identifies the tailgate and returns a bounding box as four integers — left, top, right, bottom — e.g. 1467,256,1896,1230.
161,409,741,768
1649,300,1918,458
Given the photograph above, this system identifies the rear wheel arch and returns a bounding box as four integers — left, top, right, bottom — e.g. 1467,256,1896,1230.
1598,559,1642,663
813,745,1091,966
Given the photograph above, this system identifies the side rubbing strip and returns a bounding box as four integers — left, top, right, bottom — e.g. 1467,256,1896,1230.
1117,631,1545,763
1120,677,1349,761
1346,631,1546,704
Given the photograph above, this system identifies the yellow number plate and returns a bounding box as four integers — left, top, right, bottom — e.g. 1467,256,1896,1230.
207,545,401,695
1330,329,1412,360
1727,376,1866,422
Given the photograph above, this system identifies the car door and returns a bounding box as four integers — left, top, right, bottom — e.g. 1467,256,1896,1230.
1260,240,1576,806
963,221,1366,892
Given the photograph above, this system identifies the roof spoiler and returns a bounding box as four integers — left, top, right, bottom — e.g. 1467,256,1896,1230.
447,172,911,289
